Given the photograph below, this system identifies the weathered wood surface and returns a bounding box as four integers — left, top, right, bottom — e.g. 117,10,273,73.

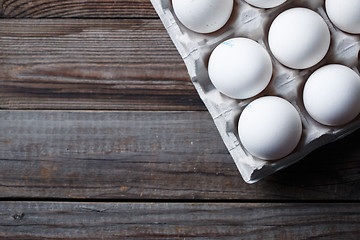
0,0,157,18
1,110,360,200
0,19,204,111
1,1,360,238
1,202,360,239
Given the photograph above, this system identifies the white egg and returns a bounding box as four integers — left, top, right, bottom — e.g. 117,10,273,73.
172,0,233,34
326,0,360,34
303,64,360,126
238,96,302,160
268,8,331,69
208,38,273,99
244,0,287,8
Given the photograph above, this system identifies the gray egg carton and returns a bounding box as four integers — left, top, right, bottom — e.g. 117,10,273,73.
150,0,360,183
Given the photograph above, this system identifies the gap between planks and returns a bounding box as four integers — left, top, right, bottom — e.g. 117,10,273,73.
1,198,360,204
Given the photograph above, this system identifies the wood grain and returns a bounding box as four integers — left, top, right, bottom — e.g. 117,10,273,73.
1,1,359,237
1,202,360,239
1,110,360,200
0,19,204,111
0,0,157,18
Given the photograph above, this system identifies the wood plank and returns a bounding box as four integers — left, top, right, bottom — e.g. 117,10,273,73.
0,202,359,239
0,0,157,18
0,19,204,111
1,110,360,200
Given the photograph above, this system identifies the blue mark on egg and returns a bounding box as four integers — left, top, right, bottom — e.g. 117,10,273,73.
222,40,235,47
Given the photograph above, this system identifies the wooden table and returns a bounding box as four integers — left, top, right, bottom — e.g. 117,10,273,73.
1,1,360,238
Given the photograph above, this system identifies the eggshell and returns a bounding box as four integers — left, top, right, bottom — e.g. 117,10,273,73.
268,8,331,69
326,0,360,34
238,96,302,160
172,0,233,33
208,38,273,99
244,0,287,8
303,64,360,126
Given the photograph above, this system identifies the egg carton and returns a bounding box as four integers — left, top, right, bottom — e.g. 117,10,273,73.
150,0,360,183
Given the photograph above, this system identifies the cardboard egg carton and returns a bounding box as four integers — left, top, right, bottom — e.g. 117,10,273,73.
150,0,360,183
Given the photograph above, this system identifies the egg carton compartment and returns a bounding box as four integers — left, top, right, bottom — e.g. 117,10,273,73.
150,0,360,183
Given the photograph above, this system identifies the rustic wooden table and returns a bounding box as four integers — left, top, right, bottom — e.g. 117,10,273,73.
0,0,360,239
